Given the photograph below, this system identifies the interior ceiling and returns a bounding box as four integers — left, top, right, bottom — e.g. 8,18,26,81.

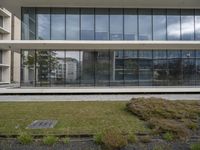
1,0,200,17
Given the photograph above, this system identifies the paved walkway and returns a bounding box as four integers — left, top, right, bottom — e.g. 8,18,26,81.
0,94,199,101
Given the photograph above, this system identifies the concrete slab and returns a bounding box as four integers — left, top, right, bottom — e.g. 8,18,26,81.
0,87,200,94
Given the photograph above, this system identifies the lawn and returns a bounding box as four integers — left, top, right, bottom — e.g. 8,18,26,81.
0,101,146,136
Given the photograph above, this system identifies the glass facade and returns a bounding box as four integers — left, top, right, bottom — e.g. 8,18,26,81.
22,8,200,41
21,8,200,87
21,50,200,87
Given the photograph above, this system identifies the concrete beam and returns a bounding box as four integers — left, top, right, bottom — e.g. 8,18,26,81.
0,40,200,50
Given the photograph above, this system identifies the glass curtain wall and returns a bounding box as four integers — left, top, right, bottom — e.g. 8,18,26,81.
22,8,200,41
21,50,200,87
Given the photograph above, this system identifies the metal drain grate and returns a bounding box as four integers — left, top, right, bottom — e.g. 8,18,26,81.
27,120,57,129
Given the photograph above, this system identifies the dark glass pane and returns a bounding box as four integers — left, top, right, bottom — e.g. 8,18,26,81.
81,9,94,40
182,50,195,58
95,9,109,40
50,51,65,86
182,59,196,80
36,50,51,86
196,59,200,81
153,9,167,40
0,16,3,27
81,51,95,85
138,9,152,40
0,51,2,64
153,50,167,59
22,8,36,40
21,50,35,86
168,50,181,58
153,60,167,69
139,50,153,85
167,50,182,85
167,9,181,40
110,9,123,40
124,9,138,40
124,50,138,85
37,8,50,40
181,10,194,40
51,8,65,40
65,51,80,86
195,10,200,40
153,69,168,86
95,50,110,86
66,8,80,40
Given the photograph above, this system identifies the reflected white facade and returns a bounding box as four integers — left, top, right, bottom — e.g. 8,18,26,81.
1,0,200,91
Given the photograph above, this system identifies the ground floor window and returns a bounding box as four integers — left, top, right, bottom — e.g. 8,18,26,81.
21,49,199,87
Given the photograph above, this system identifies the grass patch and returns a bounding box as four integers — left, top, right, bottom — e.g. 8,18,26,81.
127,97,200,140
0,101,146,135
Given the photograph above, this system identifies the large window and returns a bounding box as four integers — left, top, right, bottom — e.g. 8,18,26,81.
22,8,36,40
21,49,200,87
37,8,50,40
167,9,181,40
81,9,94,40
51,8,65,40
66,8,80,40
95,9,109,40
153,9,167,40
195,10,200,40
124,9,138,40
181,10,194,40
0,51,2,64
0,16,2,27
139,9,152,40
22,8,200,41
110,9,123,40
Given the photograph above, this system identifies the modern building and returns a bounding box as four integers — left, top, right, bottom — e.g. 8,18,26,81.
1,0,200,92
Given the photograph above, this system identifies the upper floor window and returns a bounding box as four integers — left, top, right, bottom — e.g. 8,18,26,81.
22,8,200,41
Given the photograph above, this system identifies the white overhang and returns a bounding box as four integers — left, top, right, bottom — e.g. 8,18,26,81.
0,40,200,50
1,0,200,17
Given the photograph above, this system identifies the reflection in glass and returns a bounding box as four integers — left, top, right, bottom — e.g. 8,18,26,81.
66,8,80,40
153,9,166,40
139,50,153,85
50,51,65,86
167,9,181,40
81,9,94,40
110,9,123,40
36,50,51,86
168,50,182,85
22,8,36,40
95,9,109,40
37,8,50,40
81,51,95,85
124,9,138,40
51,8,65,40
95,51,110,86
21,50,35,86
181,10,194,40
195,10,200,40
65,51,80,86
124,50,138,85
139,9,152,40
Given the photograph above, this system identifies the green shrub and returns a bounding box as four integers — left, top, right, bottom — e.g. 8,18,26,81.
190,143,200,150
153,145,164,150
17,132,33,145
94,132,103,144
43,135,58,145
101,127,128,149
163,132,174,142
128,133,137,143
63,137,70,144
